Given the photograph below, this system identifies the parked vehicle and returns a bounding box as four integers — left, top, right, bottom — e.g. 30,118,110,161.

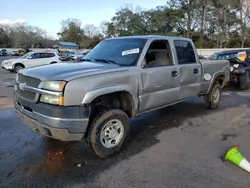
228,57,250,89
18,48,32,56
198,55,207,59
58,53,71,61
66,51,76,59
209,49,250,61
1,52,62,72
14,35,230,158
12,50,19,56
209,49,250,89
0,49,7,56
78,51,90,61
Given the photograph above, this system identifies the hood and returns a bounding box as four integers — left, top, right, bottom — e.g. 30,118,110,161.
3,58,23,63
19,62,128,81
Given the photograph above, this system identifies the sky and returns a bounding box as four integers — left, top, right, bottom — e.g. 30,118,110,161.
0,0,167,38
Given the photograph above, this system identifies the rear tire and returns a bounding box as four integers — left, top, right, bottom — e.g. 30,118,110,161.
50,61,57,64
86,109,130,158
239,71,250,90
204,83,221,109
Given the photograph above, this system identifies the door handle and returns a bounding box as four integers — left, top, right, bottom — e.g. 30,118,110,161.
194,69,199,74
172,71,178,77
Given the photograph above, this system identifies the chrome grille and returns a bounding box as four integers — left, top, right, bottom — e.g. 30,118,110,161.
17,74,40,88
16,87,36,100
16,74,41,101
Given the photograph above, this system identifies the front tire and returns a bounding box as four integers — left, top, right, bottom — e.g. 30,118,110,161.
86,109,130,158
204,83,221,109
14,64,23,73
239,70,250,90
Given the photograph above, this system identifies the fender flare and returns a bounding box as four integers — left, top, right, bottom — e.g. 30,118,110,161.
81,85,138,112
206,71,226,94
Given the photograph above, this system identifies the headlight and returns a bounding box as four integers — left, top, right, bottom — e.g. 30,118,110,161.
233,64,239,68
40,95,64,105
40,81,67,105
41,81,67,91
5,61,12,65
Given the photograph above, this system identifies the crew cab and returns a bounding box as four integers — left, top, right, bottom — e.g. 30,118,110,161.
14,35,230,158
1,52,62,73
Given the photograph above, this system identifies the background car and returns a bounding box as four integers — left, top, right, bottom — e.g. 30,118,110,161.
0,49,7,56
208,49,250,89
208,49,250,61
12,50,19,56
1,52,62,73
58,53,71,61
198,55,207,59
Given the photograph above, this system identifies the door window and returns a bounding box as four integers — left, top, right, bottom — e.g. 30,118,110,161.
30,53,41,59
143,40,173,68
174,40,196,64
40,53,55,58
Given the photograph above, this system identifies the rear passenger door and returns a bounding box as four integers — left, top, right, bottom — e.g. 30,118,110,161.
173,40,202,100
40,53,57,64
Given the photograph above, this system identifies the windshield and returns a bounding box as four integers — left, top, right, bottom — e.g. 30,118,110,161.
20,52,32,59
83,38,147,66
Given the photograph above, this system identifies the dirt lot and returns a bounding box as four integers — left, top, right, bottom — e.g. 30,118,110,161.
0,56,250,188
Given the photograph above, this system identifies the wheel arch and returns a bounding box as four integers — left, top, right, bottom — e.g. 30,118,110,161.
84,86,137,118
14,63,25,68
206,72,228,94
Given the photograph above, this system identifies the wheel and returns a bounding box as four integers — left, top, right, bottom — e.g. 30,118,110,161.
204,83,221,109
14,64,23,73
86,109,130,158
50,62,57,64
238,71,250,90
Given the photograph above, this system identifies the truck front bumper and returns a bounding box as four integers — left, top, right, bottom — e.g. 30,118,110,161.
14,96,90,141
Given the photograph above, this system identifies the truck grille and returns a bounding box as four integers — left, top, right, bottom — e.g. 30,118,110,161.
16,74,41,101
17,74,41,88
16,87,36,100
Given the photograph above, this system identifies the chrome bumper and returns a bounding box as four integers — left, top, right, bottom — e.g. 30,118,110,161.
14,100,89,141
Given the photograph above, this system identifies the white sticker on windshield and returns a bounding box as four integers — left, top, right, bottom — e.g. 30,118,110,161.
122,48,140,56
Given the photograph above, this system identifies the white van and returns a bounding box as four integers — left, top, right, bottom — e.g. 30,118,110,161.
1,52,62,72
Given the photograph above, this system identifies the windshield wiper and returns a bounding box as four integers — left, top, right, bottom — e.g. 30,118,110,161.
93,59,119,65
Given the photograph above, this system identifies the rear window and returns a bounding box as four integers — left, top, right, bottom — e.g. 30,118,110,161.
40,53,55,58
174,40,196,64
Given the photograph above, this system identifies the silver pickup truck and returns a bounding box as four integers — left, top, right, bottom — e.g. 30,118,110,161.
14,35,230,158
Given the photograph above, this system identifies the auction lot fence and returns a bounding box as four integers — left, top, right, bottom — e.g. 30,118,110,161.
2,48,250,57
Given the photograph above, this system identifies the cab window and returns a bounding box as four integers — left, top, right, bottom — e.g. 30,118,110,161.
174,40,196,64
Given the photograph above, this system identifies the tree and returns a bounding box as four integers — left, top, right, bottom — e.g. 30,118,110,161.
57,18,84,44
238,0,250,47
83,24,99,37
0,27,10,47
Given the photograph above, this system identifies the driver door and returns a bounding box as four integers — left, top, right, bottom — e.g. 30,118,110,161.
138,40,180,113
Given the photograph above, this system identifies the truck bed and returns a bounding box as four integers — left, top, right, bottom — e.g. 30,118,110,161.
199,59,230,94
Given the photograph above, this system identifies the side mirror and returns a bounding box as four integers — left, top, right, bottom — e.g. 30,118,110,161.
28,56,33,59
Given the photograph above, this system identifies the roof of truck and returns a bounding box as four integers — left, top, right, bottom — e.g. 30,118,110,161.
106,35,192,41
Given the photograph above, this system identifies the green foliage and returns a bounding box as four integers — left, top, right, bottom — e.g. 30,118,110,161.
57,18,84,45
